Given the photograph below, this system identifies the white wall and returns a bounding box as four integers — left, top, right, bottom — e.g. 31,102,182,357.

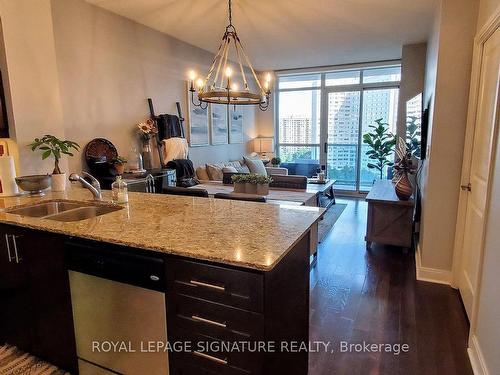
397,43,427,139
0,0,67,175
51,0,257,171
419,0,479,273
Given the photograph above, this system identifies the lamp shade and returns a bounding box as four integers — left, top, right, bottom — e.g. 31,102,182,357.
254,138,274,153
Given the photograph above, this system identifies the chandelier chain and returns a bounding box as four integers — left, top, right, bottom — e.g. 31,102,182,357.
228,0,233,26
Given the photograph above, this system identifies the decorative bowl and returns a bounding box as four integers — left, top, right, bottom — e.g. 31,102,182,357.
15,175,52,196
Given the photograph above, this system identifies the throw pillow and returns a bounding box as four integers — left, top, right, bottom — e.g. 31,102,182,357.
243,156,267,176
235,165,250,174
206,163,224,181
195,165,210,181
222,166,238,173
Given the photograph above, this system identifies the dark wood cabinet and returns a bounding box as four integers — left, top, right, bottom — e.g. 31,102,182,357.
0,224,77,373
0,223,311,375
167,233,310,375
0,225,33,352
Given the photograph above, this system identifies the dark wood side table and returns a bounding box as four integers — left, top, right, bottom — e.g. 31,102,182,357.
365,180,414,250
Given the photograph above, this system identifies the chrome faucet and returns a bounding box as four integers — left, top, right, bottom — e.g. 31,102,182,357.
69,171,102,200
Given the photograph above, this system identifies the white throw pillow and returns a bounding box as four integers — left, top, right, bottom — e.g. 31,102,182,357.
243,156,267,176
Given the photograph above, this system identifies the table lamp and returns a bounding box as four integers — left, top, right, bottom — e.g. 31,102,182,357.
253,137,274,159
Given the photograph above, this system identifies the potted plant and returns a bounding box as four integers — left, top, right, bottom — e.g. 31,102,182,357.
393,137,418,200
113,156,127,175
231,174,248,193
29,135,80,192
362,118,396,181
271,157,281,167
255,175,273,195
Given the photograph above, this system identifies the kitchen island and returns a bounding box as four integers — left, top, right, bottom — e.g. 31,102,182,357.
0,187,322,374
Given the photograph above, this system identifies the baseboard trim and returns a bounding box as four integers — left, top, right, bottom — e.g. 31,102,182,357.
468,335,489,375
415,245,453,285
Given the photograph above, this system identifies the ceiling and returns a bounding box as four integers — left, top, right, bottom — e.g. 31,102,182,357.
85,0,436,71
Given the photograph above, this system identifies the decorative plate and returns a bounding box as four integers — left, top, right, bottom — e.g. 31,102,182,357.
84,138,118,165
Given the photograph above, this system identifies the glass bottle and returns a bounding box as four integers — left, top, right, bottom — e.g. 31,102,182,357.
128,145,143,172
112,176,129,204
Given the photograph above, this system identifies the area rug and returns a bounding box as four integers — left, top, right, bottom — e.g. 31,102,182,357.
0,344,70,375
318,203,347,242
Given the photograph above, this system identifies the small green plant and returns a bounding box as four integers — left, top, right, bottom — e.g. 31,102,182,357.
254,175,273,184
271,157,281,166
362,118,396,180
231,173,273,184
231,174,249,183
29,135,80,174
113,156,128,165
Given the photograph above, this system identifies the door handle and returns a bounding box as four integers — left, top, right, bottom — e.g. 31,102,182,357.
5,234,13,263
460,183,471,192
324,142,328,153
12,235,22,263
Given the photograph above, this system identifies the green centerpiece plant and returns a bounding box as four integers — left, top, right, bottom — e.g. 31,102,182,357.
231,173,273,195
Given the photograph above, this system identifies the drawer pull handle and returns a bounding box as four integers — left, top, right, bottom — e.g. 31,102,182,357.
191,315,227,328
5,234,13,263
193,351,228,365
12,235,21,263
189,279,225,292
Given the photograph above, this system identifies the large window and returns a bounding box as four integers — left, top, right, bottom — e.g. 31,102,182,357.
276,65,400,192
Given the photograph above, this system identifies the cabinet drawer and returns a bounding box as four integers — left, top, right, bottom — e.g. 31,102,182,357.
169,329,262,375
167,259,263,312
168,294,264,342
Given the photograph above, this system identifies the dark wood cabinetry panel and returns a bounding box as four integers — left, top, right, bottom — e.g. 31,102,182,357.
0,225,33,353
167,233,311,375
0,224,77,373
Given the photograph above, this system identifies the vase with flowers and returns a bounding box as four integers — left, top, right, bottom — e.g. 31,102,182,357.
393,137,418,200
137,119,157,170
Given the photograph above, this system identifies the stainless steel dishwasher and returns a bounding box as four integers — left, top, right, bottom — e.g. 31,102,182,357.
66,241,169,375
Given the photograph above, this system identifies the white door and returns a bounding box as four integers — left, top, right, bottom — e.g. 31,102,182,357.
459,27,500,318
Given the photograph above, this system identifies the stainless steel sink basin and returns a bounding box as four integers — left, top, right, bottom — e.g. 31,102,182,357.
6,201,84,217
5,200,123,221
47,205,122,222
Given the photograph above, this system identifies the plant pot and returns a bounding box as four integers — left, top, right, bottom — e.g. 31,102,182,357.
51,173,66,192
234,182,245,193
245,183,257,194
395,173,412,200
115,163,125,175
256,183,269,196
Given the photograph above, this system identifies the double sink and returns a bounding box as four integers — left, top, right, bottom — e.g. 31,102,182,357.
5,200,123,222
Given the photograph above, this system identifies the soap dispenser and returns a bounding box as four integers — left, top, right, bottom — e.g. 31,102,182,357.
111,175,128,204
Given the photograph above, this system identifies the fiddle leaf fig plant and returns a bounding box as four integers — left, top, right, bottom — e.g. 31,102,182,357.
29,135,80,174
362,118,396,179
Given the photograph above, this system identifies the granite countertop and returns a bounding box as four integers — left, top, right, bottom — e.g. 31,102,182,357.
0,186,323,271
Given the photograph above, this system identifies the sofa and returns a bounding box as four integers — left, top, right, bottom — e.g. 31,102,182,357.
195,157,288,181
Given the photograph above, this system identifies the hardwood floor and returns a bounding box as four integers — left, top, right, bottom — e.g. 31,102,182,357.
309,198,473,375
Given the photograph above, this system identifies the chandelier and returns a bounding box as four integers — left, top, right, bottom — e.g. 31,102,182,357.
188,0,272,111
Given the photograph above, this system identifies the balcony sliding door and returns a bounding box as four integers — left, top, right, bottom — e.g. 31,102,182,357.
277,65,400,191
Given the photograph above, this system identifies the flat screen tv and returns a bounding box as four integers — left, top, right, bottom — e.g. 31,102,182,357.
406,93,428,159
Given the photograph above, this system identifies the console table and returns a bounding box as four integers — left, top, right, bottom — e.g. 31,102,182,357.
365,180,414,250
